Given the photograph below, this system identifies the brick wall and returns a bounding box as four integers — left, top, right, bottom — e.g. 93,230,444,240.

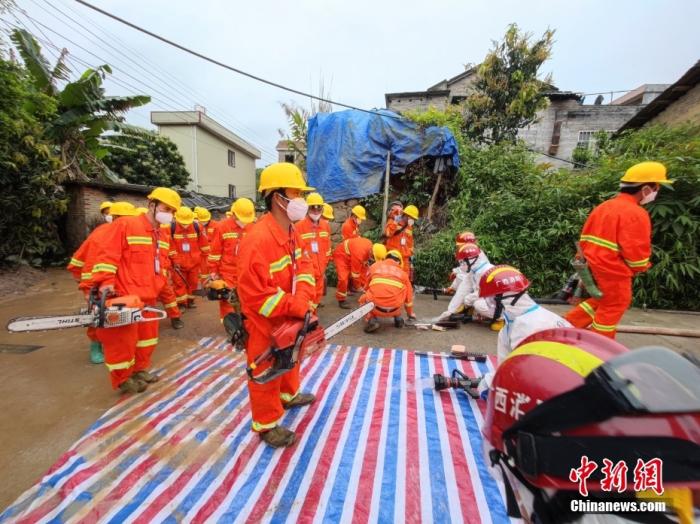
65,185,149,254
649,83,700,127
387,95,448,113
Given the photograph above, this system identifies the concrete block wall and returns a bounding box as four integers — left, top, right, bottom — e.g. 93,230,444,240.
387,96,448,113
650,83,700,126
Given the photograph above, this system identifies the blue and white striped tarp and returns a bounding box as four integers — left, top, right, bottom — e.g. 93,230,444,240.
1,338,515,523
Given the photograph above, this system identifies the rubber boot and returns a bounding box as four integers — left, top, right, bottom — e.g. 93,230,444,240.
90,341,104,364
283,392,316,409
171,317,184,329
394,316,405,328
187,299,197,309
118,377,147,394
338,301,352,310
260,426,296,448
133,370,159,383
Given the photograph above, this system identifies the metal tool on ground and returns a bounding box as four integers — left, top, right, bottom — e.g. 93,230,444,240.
413,285,450,300
246,302,374,384
450,344,487,362
7,293,166,332
434,369,482,399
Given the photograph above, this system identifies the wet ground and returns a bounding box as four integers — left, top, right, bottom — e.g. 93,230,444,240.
0,269,698,509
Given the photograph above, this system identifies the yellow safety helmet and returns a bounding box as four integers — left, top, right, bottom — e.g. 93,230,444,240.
135,207,148,215
175,206,195,225
404,205,419,220
386,249,403,264
258,162,314,194
620,161,673,185
147,187,181,210
351,205,367,221
99,201,113,212
194,207,212,223
109,201,137,217
322,203,334,220
306,192,325,206
372,243,387,262
231,197,256,224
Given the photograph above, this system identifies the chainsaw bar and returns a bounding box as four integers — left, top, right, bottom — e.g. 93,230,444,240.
324,302,375,340
7,314,94,333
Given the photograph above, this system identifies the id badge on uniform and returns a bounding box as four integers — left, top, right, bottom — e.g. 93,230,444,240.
311,241,319,254
400,237,407,246
182,242,191,253
155,258,161,274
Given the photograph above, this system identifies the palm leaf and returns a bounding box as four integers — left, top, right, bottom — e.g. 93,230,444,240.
10,29,54,94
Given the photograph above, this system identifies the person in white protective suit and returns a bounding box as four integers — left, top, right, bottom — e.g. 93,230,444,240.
438,243,503,329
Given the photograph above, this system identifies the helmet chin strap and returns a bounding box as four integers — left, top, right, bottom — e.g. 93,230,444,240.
492,292,526,323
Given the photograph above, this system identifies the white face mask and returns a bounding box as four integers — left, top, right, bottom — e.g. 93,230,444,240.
639,187,658,205
104,215,113,223
155,211,173,224
309,212,322,222
277,194,308,222
407,218,415,226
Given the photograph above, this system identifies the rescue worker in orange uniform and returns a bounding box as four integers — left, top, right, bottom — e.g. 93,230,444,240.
565,162,673,338
360,246,416,332
384,204,418,277
91,187,181,394
195,206,216,283
68,201,138,364
170,206,209,309
208,197,256,319
341,204,366,240
237,162,318,448
150,210,183,330
296,192,332,306
333,236,373,309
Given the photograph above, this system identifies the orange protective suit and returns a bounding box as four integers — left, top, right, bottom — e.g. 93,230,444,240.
91,214,163,389
198,219,217,282
333,237,372,303
359,258,414,318
565,193,652,338
384,219,414,271
67,222,113,343
155,228,180,320
208,217,248,319
341,216,360,240
237,213,316,432
296,215,332,304
170,222,209,306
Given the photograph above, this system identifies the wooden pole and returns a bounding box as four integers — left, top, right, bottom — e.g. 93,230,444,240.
381,151,391,232
616,325,700,338
427,170,443,222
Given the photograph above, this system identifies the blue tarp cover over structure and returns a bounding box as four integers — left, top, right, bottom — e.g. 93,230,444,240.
307,109,460,202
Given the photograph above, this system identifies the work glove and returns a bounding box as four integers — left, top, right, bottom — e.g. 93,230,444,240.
99,284,115,298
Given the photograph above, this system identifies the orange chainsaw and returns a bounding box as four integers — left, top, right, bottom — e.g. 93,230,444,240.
7,291,166,333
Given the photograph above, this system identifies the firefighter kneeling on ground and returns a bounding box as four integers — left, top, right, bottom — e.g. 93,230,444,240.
333,236,373,309
359,246,416,332
482,327,700,523
237,162,318,448
91,187,181,394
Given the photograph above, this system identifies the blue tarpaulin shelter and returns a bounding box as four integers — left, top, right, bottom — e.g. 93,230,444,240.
306,109,460,202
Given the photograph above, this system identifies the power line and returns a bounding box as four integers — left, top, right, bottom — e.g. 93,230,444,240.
20,1,279,163
73,0,400,120
43,0,280,162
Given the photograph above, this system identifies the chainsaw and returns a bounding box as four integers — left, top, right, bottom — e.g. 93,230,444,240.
246,301,374,384
7,291,167,333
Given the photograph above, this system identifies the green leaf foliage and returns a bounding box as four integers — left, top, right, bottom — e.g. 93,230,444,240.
103,128,191,188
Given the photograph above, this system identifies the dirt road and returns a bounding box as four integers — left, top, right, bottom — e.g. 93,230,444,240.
0,269,697,509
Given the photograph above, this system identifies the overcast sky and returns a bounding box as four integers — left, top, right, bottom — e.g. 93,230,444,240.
7,0,700,166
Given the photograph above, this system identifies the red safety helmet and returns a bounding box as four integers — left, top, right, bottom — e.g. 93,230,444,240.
455,230,477,245
456,242,480,261
479,265,530,298
484,327,700,497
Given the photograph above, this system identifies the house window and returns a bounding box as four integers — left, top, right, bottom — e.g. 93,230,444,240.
227,149,236,167
284,153,294,163
577,130,598,150
228,184,236,199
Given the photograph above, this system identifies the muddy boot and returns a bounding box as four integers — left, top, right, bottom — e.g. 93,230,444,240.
133,370,159,383
178,304,187,313
283,392,316,409
260,426,296,448
118,377,147,394
394,316,405,328
187,300,197,309
364,318,380,333
171,317,185,329
89,341,104,364
338,301,352,310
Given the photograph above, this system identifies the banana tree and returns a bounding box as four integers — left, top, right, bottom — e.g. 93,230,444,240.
10,28,150,181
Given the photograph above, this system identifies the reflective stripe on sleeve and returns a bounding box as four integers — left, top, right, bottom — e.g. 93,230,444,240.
370,277,405,289
93,263,117,273
69,257,84,268
259,288,285,317
624,257,649,268
580,234,619,252
126,236,152,246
